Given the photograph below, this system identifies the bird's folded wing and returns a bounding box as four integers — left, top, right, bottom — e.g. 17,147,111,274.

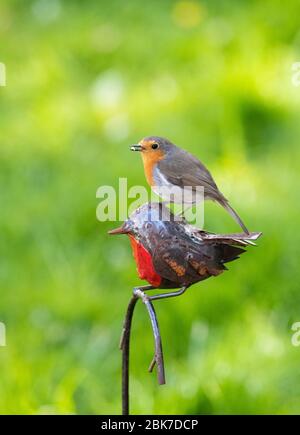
152,244,190,283
152,241,218,284
157,149,223,200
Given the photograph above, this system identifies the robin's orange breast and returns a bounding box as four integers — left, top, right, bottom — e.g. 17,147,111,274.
141,150,164,186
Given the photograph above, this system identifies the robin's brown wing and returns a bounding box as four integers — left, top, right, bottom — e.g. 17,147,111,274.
152,239,224,285
157,148,226,202
157,148,250,233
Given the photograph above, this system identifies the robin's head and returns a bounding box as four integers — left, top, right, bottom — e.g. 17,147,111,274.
108,202,176,239
131,136,174,157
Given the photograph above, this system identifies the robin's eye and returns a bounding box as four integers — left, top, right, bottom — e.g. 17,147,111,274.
151,143,159,150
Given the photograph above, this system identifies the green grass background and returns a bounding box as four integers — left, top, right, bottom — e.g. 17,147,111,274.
1,0,300,414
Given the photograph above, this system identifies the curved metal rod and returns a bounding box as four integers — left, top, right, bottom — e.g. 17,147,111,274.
119,295,138,416
120,288,166,415
134,289,165,385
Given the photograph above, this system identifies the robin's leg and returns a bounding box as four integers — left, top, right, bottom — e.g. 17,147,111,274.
177,204,191,217
175,203,193,223
149,285,189,301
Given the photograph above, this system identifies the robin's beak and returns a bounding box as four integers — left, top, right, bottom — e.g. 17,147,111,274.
130,144,144,152
108,223,130,235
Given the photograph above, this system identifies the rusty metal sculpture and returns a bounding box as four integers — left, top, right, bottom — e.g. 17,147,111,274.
109,202,261,414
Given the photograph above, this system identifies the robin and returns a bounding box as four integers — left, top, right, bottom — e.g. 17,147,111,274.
131,136,249,234
109,202,260,300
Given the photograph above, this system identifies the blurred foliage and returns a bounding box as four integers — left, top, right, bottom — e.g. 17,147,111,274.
1,0,300,415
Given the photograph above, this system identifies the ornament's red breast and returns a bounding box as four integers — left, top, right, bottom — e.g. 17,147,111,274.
129,236,161,287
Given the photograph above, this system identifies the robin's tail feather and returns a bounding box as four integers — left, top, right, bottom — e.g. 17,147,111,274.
219,244,246,265
218,199,249,235
198,230,262,246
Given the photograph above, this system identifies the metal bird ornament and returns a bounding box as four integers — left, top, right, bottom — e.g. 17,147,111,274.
109,202,261,301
